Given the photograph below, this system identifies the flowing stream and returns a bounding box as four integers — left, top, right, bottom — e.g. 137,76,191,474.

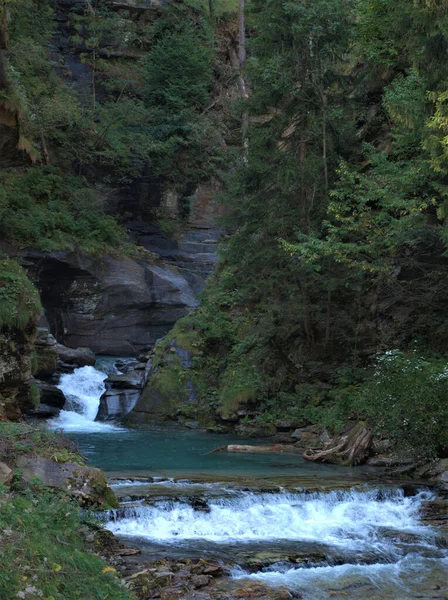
49,364,448,599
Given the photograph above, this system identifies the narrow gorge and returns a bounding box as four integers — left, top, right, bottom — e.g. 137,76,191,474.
1,1,447,599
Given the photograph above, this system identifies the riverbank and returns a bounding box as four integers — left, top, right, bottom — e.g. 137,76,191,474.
0,422,129,600
1,421,447,600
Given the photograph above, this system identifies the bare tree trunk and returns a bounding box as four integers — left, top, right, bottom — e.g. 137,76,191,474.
299,276,315,345
322,96,328,198
238,0,248,151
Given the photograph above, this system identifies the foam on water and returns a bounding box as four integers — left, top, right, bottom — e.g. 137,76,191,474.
232,554,448,599
48,366,123,433
106,488,434,549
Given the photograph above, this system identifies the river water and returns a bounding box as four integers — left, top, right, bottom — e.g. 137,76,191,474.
48,365,448,599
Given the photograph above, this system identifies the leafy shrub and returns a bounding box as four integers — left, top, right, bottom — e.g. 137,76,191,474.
351,350,448,458
0,259,41,330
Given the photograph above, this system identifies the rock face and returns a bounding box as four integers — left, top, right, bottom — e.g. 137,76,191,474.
0,326,36,420
97,363,150,421
0,461,13,486
28,379,66,418
34,327,58,377
124,337,196,426
17,456,119,507
19,250,199,356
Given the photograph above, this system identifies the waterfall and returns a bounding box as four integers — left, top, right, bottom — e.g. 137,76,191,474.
48,366,122,433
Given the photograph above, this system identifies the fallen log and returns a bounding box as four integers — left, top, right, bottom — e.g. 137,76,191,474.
203,444,299,456
303,422,372,466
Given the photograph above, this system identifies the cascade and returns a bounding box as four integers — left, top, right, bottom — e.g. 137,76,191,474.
106,484,448,598
48,366,122,433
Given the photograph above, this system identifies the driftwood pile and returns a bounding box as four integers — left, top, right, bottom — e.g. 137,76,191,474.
303,422,372,466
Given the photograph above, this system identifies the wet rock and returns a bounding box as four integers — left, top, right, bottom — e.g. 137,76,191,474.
190,575,211,588
16,456,118,507
182,593,212,600
56,343,96,367
26,403,60,418
232,583,296,600
97,389,141,421
115,358,140,374
234,423,277,438
34,328,58,377
0,461,13,486
421,498,448,532
160,589,184,600
31,379,66,409
106,372,145,389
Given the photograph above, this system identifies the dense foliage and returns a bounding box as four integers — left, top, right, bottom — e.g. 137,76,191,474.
0,259,41,331
0,167,126,253
1,0,447,457
1,0,228,251
155,0,448,457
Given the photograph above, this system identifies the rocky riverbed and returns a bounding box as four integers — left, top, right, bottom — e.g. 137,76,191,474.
91,477,448,600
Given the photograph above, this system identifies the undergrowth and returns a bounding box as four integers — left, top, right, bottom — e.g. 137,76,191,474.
0,259,42,331
0,167,126,254
0,485,131,600
0,422,85,466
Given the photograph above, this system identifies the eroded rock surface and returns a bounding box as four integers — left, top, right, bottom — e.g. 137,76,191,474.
17,456,119,507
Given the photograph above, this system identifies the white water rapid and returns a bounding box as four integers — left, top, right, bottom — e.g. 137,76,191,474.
106,487,447,598
49,366,121,433
106,488,433,546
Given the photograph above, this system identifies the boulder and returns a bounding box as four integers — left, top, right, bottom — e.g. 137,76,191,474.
0,462,13,486
96,389,140,421
56,343,96,367
106,372,145,389
16,456,119,507
34,328,58,377
26,403,61,418
275,419,302,431
32,379,66,408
